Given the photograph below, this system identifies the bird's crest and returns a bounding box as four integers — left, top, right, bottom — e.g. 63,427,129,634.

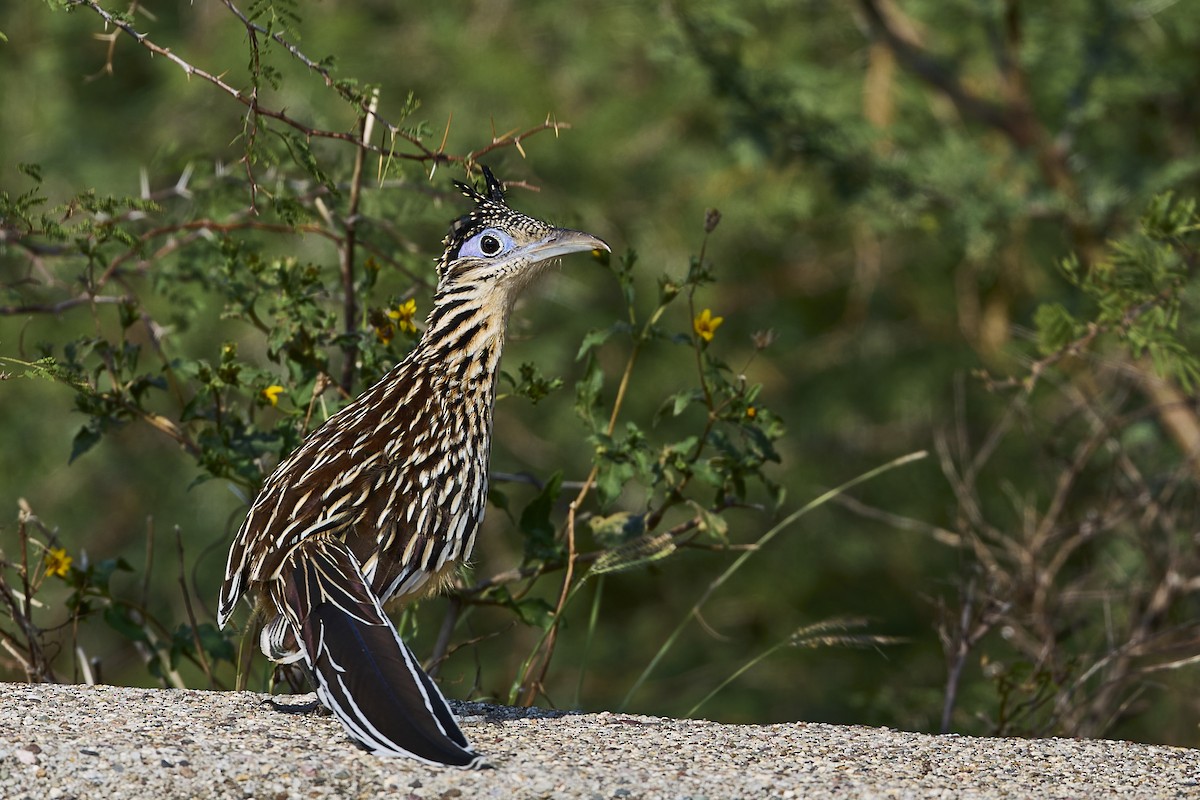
453,165,506,205
438,165,549,273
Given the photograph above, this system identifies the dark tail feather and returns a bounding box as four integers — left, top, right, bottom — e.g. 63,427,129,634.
279,541,485,768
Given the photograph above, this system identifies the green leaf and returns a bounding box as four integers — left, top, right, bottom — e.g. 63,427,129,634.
502,362,563,405
103,605,149,644
674,389,703,417
487,586,555,630
574,354,606,428
610,248,639,309
576,326,616,361
512,597,556,630
1034,302,1078,356
690,458,724,488
90,557,134,590
192,623,237,664
283,132,336,191
689,501,729,542
17,163,42,182
69,425,101,464
488,487,512,520
519,471,563,562
594,460,634,507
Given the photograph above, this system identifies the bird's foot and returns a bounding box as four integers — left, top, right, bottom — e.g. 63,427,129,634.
264,696,330,716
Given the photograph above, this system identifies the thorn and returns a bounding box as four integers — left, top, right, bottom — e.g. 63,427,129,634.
176,163,194,198
438,111,452,155
363,88,381,145
313,197,334,227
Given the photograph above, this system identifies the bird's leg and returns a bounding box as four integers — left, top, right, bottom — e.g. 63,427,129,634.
274,660,311,693
264,662,330,715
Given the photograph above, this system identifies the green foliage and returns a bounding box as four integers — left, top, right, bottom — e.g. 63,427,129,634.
5,0,1200,747
0,1,801,715
1035,194,1200,389
0,506,232,687
501,362,563,405
518,472,563,564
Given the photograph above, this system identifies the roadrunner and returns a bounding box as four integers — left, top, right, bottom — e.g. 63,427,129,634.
217,167,608,767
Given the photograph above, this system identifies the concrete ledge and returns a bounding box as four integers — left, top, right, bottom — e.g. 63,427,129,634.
1,683,1197,798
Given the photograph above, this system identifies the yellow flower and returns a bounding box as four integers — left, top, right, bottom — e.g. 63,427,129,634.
45,547,72,578
261,384,285,407
745,406,757,420
693,308,724,342
387,298,419,335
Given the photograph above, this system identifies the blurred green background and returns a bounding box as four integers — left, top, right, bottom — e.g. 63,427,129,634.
3,1,1199,746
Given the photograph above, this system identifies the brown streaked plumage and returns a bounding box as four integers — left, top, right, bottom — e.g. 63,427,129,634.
217,167,608,767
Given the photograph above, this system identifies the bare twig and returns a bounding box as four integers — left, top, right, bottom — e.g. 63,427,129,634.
426,595,462,678
0,294,130,316
219,0,430,154
175,527,216,689
69,0,567,169
67,0,433,159
830,492,960,546
338,92,377,394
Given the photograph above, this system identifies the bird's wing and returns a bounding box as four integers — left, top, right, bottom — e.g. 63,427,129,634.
217,373,437,626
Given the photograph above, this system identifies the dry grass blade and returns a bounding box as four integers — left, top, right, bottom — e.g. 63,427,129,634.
623,450,929,712
591,533,677,575
686,616,907,717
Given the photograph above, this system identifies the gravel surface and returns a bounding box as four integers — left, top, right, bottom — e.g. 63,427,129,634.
2,682,1199,799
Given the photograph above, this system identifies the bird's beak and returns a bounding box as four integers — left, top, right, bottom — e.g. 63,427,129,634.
526,229,610,262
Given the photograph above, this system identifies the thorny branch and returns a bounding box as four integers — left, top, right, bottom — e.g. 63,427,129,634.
67,0,567,168
0,294,130,316
69,0,405,153
976,283,1191,395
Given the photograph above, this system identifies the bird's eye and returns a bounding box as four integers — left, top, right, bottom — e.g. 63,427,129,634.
459,228,514,260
